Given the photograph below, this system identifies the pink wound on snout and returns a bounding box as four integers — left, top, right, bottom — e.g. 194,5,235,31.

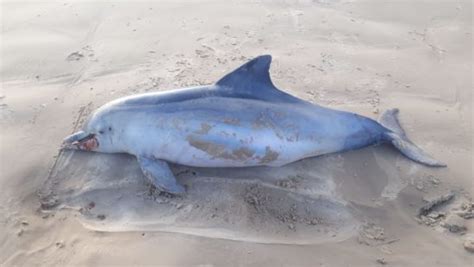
80,137,98,151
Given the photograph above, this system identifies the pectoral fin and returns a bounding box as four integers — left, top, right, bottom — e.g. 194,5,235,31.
137,156,185,194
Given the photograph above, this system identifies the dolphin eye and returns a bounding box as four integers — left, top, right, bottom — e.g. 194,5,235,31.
108,127,112,131
98,130,104,134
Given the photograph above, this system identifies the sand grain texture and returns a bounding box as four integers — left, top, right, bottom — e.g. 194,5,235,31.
1,1,473,266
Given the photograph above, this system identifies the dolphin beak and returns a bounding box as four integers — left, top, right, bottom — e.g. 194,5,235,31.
63,130,88,144
62,131,99,151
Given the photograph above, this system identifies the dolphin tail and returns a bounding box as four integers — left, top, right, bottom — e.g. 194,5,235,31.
379,109,446,167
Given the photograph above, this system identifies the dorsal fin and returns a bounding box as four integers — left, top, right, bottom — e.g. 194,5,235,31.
215,55,300,103
216,55,275,89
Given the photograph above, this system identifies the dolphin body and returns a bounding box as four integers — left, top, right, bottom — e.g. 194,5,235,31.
64,55,445,194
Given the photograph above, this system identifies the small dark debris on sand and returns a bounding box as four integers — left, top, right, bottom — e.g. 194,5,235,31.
455,202,474,219
87,201,96,210
243,184,322,230
66,51,85,61
244,184,270,213
40,196,60,210
275,175,302,190
17,229,24,237
55,241,65,248
276,204,299,231
441,214,467,233
416,212,446,227
146,184,177,201
418,192,455,217
96,214,106,220
358,222,386,246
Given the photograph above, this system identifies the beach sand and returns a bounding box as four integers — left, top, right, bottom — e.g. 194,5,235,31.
1,0,473,266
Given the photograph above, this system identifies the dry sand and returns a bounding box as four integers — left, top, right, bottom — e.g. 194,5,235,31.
1,0,473,266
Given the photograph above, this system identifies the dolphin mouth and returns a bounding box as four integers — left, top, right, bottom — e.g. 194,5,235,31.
62,131,99,151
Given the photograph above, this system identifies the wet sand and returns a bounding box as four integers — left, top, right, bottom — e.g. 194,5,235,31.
1,1,473,266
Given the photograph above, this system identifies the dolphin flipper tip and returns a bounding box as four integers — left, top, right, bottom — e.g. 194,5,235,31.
389,134,447,167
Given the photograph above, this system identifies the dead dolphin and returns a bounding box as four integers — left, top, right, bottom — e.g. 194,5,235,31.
63,55,445,194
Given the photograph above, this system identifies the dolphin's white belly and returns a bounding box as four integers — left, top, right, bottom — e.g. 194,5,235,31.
123,97,349,167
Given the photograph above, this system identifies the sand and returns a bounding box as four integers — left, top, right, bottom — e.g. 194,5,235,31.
1,0,473,266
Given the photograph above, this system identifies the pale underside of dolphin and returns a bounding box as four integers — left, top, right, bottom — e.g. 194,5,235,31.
63,55,446,194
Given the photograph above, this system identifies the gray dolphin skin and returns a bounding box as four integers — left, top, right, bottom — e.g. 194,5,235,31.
63,55,446,194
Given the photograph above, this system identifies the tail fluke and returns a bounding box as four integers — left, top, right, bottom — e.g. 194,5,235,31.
379,109,446,167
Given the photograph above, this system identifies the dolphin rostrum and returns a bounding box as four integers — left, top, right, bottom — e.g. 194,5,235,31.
63,55,446,194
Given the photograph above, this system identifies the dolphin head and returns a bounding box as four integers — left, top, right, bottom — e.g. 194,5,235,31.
62,109,123,153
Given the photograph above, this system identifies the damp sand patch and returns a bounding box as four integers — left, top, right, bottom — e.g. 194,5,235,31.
39,150,360,244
